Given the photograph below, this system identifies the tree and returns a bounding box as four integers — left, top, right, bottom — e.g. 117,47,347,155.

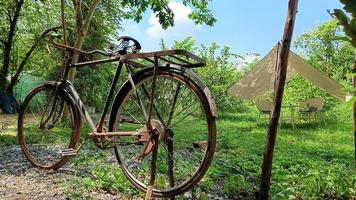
0,0,62,113
166,37,245,116
0,0,216,114
284,20,355,109
0,0,62,91
0,0,25,91
197,42,244,115
332,0,356,164
294,20,354,81
65,0,217,84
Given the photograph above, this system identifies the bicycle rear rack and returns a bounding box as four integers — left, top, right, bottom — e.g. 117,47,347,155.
119,50,206,69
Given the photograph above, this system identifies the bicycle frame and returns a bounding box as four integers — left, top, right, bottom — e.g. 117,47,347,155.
60,56,127,135
59,55,163,143
19,41,216,198
49,47,214,141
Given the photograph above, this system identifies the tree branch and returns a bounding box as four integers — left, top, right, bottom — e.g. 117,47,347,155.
0,0,24,88
74,0,83,35
82,0,100,35
5,7,13,22
6,27,60,93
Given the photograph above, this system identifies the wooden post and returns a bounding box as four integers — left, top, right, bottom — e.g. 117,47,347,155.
353,53,356,165
258,0,299,199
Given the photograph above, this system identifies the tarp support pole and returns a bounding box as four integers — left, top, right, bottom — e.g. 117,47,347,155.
352,53,356,165
258,0,299,199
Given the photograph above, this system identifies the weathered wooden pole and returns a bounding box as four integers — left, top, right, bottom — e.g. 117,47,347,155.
259,0,299,199
353,54,356,165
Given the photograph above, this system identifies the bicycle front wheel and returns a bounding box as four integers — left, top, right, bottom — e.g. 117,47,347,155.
110,67,216,197
18,82,81,170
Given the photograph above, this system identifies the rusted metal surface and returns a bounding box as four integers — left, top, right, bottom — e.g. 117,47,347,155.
19,33,217,198
146,131,159,200
146,56,159,130
166,129,175,189
119,49,206,68
49,36,205,69
88,131,140,138
138,120,165,161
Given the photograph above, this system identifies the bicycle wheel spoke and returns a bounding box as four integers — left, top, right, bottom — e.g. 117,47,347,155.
166,82,182,126
150,132,176,188
140,84,164,123
131,76,149,122
18,83,79,169
112,68,216,196
126,111,143,125
169,102,200,127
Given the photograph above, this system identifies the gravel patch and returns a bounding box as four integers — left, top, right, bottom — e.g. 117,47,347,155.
0,145,128,200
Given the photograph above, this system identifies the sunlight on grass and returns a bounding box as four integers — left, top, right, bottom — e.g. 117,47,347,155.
1,106,356,199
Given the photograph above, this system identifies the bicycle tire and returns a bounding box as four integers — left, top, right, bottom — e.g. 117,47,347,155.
18,82,81,170
109,66,216,197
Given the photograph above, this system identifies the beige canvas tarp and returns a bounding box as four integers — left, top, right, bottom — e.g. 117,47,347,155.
228,44,346,101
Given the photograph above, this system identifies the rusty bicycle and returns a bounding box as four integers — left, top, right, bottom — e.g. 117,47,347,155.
17,31,216,198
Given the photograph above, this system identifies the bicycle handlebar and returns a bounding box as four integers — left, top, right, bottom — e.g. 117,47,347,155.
47,35,113,57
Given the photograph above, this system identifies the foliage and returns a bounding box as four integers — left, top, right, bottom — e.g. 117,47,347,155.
64,0,217,111
294,20,354,82
284,20,355,109
333,1,356,47
121,0,216,29
0,0,216,109
198,42,245,115
168,37,246,116
0,0,61,91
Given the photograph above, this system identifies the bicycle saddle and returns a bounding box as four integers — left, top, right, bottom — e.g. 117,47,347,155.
117,36,141,53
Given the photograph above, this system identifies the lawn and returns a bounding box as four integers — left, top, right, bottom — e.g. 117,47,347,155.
0,104,355,199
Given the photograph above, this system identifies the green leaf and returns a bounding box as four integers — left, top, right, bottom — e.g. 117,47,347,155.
345,73,356,79
346,96,356,109
331,36,352,43
333,9,350,26
346,87,356,92
333,9,354,38
340,0,356,18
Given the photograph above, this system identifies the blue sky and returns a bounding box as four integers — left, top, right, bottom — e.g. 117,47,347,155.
121,1,343,56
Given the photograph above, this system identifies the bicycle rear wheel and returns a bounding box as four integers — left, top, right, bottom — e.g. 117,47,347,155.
110,67,216,197
18,82,81,170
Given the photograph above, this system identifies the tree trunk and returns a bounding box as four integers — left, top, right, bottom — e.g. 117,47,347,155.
259,0,299,199
0,0,24,89
68,0,101,83
6,41,37,93
6,27,62,94
60,0,100,121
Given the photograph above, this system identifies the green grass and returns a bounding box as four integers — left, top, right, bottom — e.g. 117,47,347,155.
1,106,355,199
205,108,356,199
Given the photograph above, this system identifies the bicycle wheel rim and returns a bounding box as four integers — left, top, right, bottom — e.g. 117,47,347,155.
18,83,79,169
111,68,216,197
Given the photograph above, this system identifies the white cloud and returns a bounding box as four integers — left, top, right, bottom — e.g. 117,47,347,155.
169,1,192,22
236,53,261,69
146,1,198,39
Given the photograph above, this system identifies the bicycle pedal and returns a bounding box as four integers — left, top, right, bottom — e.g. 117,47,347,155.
60,148,77,157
